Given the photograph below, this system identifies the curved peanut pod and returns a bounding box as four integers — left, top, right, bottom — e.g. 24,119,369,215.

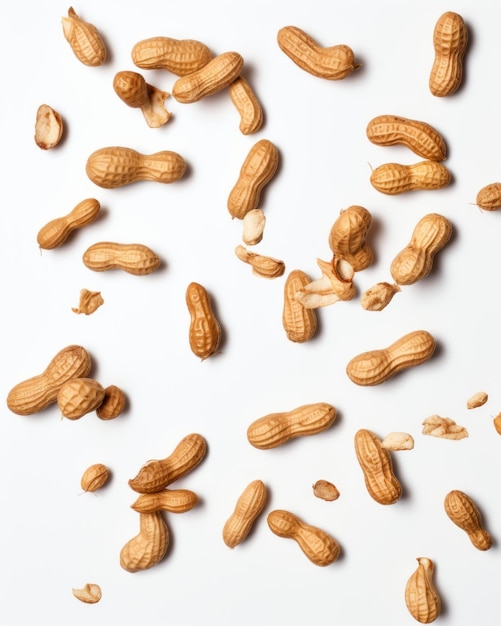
247,402,336,450
405,557,441,623
354,429,402,505
186,282,222,360
222,480,267,548
82,242,160,276
429,11,468,97
131,36,213,75
282,269,317,343
370,161,451,195
346,330,436,386
62,7,106,67
444,490,492,550
37,198,101,250
120,512,169,573
229,76,264,135
131,489,199,514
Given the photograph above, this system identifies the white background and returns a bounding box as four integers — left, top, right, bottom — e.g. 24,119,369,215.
1,1,500,624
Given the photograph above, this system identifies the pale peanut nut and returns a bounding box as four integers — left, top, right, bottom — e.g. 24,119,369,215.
277,25,358,80
381,432,415,451
466,391,488,409
186,282,221,360
247,402,336,450
229,76,264,135
346,330,436,386
80,463,109,492
62,7,106,67
82,242,161,276
370,161,451,195
57,377,105,420
390,213,452,286
422,415,468,440
6,345,91,416
295,257,355,309
366,115,447,161
34,104,64,150
282,269,317,343
129,433,207,494
172,51,244,103
222,479,267,548
227,139,279,220
444,490,492,550
113,71,171,128
37,198,101,250
361,282,400,312
72,583,102,604
131,489,199,514
86,146,186,189
429,11,468,97
328,206,373,272
131,36,213,76
96,385,126,420
312,480,340,501
354,429,402,505
242,209,266,246
71,289,104,315
120,512,169,573
267,509,340,566
405,557,441,624
475,183,501,211
234,245,285,279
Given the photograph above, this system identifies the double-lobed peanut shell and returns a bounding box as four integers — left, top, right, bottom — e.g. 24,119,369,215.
429,11,468,97
370,161,451,195
186,282,222,360
131,36,213,76
131,489,199,514
82,242,161,276
37,198,101,250
222,479,267,548
405,557,441,624
120,511,169,573
57,377,105,420
444,490,492,550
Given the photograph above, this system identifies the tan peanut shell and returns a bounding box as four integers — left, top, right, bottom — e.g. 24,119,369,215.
366,115,447,161
7,345,91,416
247,402,336,449
476,183,501,211
429,11,468,97
282,269,317,343
354,429,402,505
72,583,102,604
80,463,109,492
113,71,171,128
267,509,340,566
131,36,213,76
234,245,285,278
96,385,126,420
82,242,160,275
370,161,451,195
222,479,267,548
37,198,101,250
405,557,441,624
229,76,264,135
57,377,105,420
346,330,436,386
172,51,244,103
444,490,492,550
62,7,106,67
390,213,452,286
227,139,279,219
186,282,221,360
86,146,186,188
71,289,104,315
34,104,64,150
120,512,169,573
129,433,207,494
328,206,373,271
131,489,199,514
277,25,358,80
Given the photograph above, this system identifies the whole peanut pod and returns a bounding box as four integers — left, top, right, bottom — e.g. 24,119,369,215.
282,269,318,343
186,282,222,360
131,36,213,75
223,480,267,548
37,198,101,250
131,489,199,514
120,512,169,573
476,182,501,211
7,345,91,416
405,557,441,623
229,76,264,135
443,490,492,550
80,463,109,492
86,146,186,189
354,429,401,505
429,11,468,97
370,161,451,195
82,242,161,276
62,7,106,67
328,206,373,271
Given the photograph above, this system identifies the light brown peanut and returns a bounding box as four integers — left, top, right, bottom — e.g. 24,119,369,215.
62,7,106,67
120,512,169,573
247,402,336,450
242,209,266,245
131,36,213,75
229,76,264,135
172,51,244,103
405,557,441,624
96,385,126,420
390,213,452,286
222,479,267,548
429,11,468,97
113,71,171,128
129,433,207,494
71,289,104,315
227,139,279,220
37,198,101,250
82,242,161,275
234,245,285,279
422,415,468,440
267,509,340,566
312,480,340,501
328,206,373,271
282,269,317,343
72,583,102,604
7,345,91,416
186,282,222,360
366,115,447,161
475,183,501,211
370,161,451,195
131,489,199,514
381,432,414,451
80,463,109,492
361,282,400,312
86,146,186,188
466,391,488,409
444,490,492,550
277,25,358,80
57,377,105,420
354,429,402,505
34,104,64,150
346,330,436,386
